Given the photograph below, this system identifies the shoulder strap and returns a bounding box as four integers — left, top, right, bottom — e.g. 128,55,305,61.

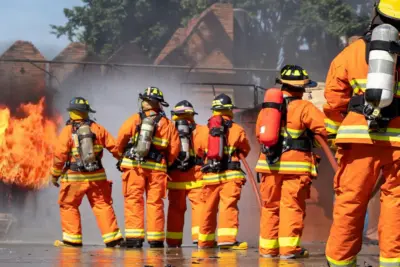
362,33,371,64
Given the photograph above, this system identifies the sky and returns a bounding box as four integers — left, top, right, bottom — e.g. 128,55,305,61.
0,0,83,59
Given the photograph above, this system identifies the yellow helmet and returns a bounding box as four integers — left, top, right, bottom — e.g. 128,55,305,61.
377,0,400,20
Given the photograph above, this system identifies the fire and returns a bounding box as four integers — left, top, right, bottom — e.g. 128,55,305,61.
0,98,61,189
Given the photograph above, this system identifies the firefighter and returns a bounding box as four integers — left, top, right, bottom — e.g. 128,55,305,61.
115,87,180,249
195,93,251,249
50,97,123,247
324,1,400,266
256,65,327,259
166,100,206,247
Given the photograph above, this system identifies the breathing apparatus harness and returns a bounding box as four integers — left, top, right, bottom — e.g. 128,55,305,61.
168,121,203,171
261,96,313,164
200,116,242,173
123,112,165,164
66,119,103,172
347,28,400,132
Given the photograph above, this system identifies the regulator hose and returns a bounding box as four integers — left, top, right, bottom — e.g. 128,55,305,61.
239,154,262,211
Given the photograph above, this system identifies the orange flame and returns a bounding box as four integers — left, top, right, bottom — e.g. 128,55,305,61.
0,97,61,189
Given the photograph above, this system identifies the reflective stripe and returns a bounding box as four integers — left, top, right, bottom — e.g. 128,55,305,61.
192,226,199,236
131,134,169,148
259,237,279,249
279,236,300,247
62,232,82,244
125,228,145,238
202,170,245,184
153,136,169,147
51,167,63,176
325,118,341,134
61,171,107,182
217,228,238,237
102,229,123,243
256,161,317,176
205,146,237,155
147,231,165,240
351,78,400,96
281,127,305,138
71,144,103,157
121,158,167,172
166,232,183,240
380,257,400,267
167,180,202,190
337,125,400,142
326,256,357,267
198,233,215,242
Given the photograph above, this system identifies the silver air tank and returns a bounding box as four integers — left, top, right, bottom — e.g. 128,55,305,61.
135,116,155,159
176,120,190,163
365,24,399,110
76,124,98,172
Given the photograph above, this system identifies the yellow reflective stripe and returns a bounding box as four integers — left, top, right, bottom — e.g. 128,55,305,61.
279,236,300,247
192,226,199,235
102,229,123,243
190,149,195,157
51,168,63,176
380,257,400,267
61,171,107,182
337,125,400,142
280,127,304,138
202,170,245,183
259,237,279,249
324,118,341,134
166,232,183,239
71,144,103,156
217,228,238,237
153,136,169,147
326,256,357,267
63,232,82,244
125,229,145,238
256,161,315,174
167,180,202,190
350,78,366,94
147,231,165,240
198,233,215,242
121,158,167,172
205,146,236,155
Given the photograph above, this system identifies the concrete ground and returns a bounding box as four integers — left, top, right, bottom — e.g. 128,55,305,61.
0,242,379,267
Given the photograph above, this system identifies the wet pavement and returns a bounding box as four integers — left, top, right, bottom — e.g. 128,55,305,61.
0,242,380,267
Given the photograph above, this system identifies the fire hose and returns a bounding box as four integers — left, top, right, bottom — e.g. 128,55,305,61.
239,154,262,211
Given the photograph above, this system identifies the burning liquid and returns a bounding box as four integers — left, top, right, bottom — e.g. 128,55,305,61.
0,98,61,189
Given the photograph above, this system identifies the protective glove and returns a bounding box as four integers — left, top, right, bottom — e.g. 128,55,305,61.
116,159,123,172
51,175,60,187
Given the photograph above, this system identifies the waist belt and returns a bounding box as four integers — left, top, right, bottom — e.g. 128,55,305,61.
282,137,312,152
69,161,103,172
201,160,242,173
348,94,400,130
146,149,164,163
169,156,204,172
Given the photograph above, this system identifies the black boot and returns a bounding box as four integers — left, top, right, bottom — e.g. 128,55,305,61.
105,238,124,248
149,241,164,248
125,238,144,248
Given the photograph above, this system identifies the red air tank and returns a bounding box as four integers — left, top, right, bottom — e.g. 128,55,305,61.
206,115,224,161
259,88,284,147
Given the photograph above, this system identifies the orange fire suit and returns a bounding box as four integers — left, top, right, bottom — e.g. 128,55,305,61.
51,120,123,246
115,111,180,244
166,123,206,247
324,38,400,267
255,91,327,256
195,115,251,248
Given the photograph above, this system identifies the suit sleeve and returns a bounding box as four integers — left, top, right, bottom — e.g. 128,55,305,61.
115,116,137,157
323,50,353,134
51,126,71,177
167,123,180,165
101,126,120,159
302,102,328,141
237,128,251,158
